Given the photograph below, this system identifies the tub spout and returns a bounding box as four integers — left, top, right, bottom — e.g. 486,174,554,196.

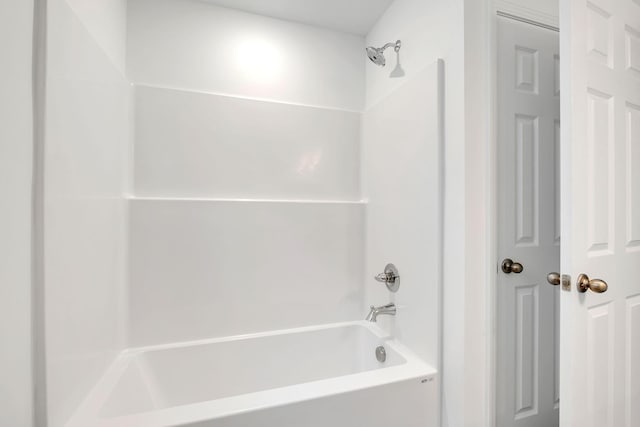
365,303,396,322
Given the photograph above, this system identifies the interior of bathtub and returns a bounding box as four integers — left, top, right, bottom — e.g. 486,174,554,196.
96,323,430,418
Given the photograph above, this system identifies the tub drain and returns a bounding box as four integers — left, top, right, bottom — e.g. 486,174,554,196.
375,346,387,363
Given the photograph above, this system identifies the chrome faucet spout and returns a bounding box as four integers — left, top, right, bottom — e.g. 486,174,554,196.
365,303,396,322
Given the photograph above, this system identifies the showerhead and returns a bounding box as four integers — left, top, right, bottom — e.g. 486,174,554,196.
366,46,386,66
366,40,401,67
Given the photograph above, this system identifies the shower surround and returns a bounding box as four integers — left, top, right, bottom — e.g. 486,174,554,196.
126,0,367,345
42,0,445,425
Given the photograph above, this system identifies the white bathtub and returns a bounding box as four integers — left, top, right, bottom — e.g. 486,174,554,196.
67,321,438,427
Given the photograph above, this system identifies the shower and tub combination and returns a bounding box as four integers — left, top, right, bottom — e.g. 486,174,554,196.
70,266,433,426
69,264,435,427
40,0,444,426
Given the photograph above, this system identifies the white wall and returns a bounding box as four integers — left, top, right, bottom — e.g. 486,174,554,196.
503,0,558,16
362,62,443,367
366,0,463,109
127,0,366,346
127,0,365,111
133,86,361,200
365,1,466,426
65,0,128,73
129,199,364,346
0,0,34,426
43,1,130,426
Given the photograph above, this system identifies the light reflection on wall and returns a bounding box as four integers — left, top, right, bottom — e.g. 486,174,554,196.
234,37,285,84
296,148,323,176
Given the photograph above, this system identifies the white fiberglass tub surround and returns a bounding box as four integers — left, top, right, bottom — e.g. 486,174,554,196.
68,322,438,427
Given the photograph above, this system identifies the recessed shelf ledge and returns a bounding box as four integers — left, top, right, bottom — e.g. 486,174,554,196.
127,196,367,205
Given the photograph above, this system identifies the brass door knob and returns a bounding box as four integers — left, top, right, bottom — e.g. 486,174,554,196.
547,272,561,286
501,258,524,274
577,273,608,293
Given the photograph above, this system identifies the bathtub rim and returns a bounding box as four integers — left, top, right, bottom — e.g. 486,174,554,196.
66,320,437,427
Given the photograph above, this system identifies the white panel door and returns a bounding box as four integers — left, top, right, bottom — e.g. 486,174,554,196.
561,0,640,426
497,17,560,427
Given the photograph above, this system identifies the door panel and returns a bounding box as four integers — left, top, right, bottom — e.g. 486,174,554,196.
514,285,538,417
561,0,640,426
497,17,560,427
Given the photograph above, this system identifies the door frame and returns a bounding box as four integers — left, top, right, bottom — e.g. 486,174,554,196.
487,3,560,427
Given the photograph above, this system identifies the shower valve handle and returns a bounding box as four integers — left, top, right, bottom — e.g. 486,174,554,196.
374,263,400,293
375,272,398,283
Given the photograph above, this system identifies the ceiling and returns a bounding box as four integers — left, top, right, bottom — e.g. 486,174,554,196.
198,0,395,36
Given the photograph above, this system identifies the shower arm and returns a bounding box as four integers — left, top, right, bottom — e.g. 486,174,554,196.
381,40,401,53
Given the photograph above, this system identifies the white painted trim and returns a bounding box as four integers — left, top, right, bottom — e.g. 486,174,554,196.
496,11,559,32
435,58,446,427
486,5,499,427
493,0,559,28
1,0,36,424
32,0,47,424
463,1,494,425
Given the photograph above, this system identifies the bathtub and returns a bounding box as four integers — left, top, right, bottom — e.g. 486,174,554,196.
67,321,438,427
